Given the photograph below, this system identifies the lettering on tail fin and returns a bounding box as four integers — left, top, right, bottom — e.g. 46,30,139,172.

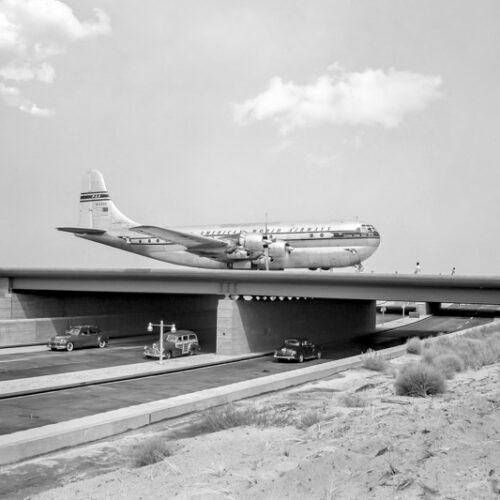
77,170,138,231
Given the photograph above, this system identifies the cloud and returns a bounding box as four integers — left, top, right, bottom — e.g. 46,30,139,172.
0,61,55,82
0,0,111,116
0,81,53,116
233,67,442,133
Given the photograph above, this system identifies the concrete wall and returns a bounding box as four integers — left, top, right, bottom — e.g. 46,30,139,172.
0,278,11,320
216,297,375,354
0,314,145,346
0,292,218,348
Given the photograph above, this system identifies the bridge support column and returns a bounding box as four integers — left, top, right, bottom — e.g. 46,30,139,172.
216,297,376,355
0,278,12,319
420,302,441,315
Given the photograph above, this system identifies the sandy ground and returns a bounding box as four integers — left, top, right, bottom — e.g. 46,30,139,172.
22,353,500,500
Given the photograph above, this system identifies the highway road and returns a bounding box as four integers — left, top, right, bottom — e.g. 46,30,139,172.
0,335,158,382
0,313,492,436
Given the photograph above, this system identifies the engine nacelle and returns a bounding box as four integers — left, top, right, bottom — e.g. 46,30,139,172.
254,256,284,270
227,249,250,260
267,240,288,259
239,232,266,253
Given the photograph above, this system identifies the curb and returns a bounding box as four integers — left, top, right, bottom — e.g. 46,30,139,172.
0,344,407,466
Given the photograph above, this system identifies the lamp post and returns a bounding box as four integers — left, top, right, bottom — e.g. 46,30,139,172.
147,321,176,364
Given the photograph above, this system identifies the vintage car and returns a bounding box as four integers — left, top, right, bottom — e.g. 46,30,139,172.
273,337,322,362
48,325,109,352
144,330,200,359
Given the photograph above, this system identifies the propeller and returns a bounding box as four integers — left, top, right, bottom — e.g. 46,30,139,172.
263,213,271,271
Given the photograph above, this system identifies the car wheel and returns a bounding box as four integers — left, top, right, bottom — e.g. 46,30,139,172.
317,351,322,359
98,338,107,348
298,354,304,363
66,342,74,352
165,351,172,359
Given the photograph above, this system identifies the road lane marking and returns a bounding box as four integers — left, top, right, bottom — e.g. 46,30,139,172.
0,357,32,363
110,346,145,350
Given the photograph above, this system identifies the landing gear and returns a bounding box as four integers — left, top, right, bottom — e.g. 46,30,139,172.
355,264,364,273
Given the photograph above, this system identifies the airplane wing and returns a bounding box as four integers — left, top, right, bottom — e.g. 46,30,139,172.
132,226,231,255
57,227,106,235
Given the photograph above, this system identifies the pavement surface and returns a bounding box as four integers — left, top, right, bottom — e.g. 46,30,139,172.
0,351,268,399
0,316,430,400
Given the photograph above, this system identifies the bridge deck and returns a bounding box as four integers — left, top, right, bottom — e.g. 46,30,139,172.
1,269,500,304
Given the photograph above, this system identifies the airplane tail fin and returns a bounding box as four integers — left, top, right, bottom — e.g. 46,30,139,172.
76,170,137,231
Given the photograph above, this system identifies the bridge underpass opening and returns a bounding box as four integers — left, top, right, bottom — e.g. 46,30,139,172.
0,287,376,355
0,290,219,350
216,297,376,355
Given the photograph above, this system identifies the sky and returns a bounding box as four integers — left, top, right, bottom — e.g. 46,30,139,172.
1,0,500,275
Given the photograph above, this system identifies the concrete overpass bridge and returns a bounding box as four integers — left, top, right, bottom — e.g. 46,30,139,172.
1,268,499,353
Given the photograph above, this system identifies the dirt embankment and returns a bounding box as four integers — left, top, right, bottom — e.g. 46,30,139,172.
30,353,500,500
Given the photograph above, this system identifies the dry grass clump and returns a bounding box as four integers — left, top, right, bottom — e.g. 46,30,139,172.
298,410,324,429
132,438,172,467
394,363,446,397
338,392,367,407
361,349,389,372
187,404,295,435
406,337,423,355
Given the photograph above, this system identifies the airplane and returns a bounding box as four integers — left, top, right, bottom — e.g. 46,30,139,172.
57,170,381,271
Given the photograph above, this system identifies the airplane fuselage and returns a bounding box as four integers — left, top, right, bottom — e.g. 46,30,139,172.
60,171,380,271
78,220,380,270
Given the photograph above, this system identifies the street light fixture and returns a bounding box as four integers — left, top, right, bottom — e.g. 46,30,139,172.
147,320,176,364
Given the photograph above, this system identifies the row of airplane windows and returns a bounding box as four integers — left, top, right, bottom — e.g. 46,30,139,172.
200,227,375,236
131,231,377,244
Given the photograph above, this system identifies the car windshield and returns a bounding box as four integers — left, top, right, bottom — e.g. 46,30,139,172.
284,339,300,347
166,334,177,343
65,328,80,335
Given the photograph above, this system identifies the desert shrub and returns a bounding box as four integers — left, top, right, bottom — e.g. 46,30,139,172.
338,392,367,407
419,323,500,372
422,338,433,350
421,349,435,365
433,336,455,350
431,353,465,379
361,349,389,372
452,338,493,369
421,342,451,365
406,337,422,355
132,438,172,467
484,332,500,362
394,363,446,397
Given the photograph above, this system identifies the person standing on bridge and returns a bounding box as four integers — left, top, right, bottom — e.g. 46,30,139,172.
414,262,422,274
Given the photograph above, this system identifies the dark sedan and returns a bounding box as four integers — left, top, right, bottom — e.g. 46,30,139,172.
274,338,322,362
48,325,109,352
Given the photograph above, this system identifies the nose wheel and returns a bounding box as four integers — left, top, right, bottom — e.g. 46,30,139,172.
355,264,364,272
